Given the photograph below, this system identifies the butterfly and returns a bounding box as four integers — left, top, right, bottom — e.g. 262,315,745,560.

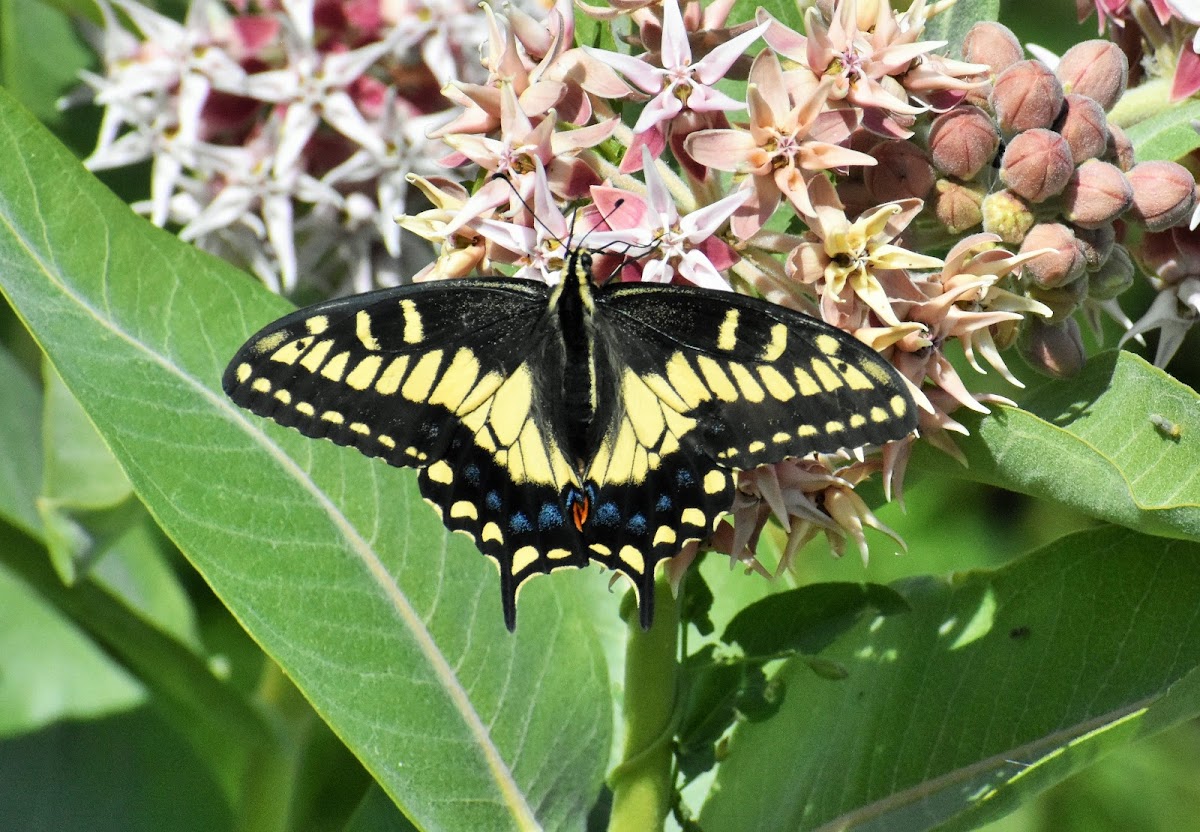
223,246,917,630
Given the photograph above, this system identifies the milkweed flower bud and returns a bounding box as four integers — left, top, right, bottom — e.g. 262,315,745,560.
1000,128,1074,202
962,22,1023,74
1106,124,1135,171
865,141,936,201
1127,161,1198,232
929,106,1000,179
1055,94,1109,163
1063,160,1134,229
1031,276,1088,322
1073,223,1116,270
934,179,985,234
1087,243,1135,300
991,60,1065,134
1019,316,1086,378
1055,40,1128,112
982,189,1036,244
1021,223,1085,288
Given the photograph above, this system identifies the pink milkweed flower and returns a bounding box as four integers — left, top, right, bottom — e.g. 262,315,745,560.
1157,0,1200,99
581,0,768,164
685,48,874,236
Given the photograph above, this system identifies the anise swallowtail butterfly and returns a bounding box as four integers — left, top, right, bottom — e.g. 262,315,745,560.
223,247,917,630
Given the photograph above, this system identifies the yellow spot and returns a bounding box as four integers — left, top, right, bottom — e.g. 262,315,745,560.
512,546,539,574
864,362,894,384
483,522,503,543
717,309,740,351
666,353,711,409
320,350,350,382
429,348,481,411
400,299,423,343
456,371,506,415
641,373,690,413
346,355,383,391
274,389,292,405
356,310,380,350
350,422,370,435
696,355,739,402
749,440,766,453
761,324,788,361
849,414,867,428
619,545,646,572
704,470,726,495
811,359,844,391
590,543,612,556
727,363,764,403
405,446,421,458
400,350,444,402
724,447,738,459
489,367,534,446
891,395,908,417
798,424,817,437
269,336,312,365
321,410,344,424
605,423,643,484
378,435,395,449
236,363,252,383
681,508,707,528
794,367,822,396
254,331,288,354
825,420,844,433
871,406,889,422
815,334,840,355
299,339,334,373
305,316,329,335
832,358,875,390
515,420,557,484
296,402,315,416
548,548,573,560
622,372,666,447
427,460,454,484
758,366,795,400
251,377,271,393
375,356,410,395
653,526,676,547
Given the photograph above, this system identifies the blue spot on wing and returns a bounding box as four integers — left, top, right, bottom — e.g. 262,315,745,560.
594,502,620,527
538,503,564,529
464,464,481,486
656,494,672,512
675,469,694,487
626,513,647,536
486,491,502,511
510,512,533,533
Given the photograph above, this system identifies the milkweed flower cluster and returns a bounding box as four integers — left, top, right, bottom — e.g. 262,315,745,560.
78,0,1200,579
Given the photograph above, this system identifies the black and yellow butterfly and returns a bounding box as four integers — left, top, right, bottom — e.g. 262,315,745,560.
223,247,917,630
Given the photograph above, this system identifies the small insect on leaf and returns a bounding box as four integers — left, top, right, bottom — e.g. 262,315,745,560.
1150,413,1182,441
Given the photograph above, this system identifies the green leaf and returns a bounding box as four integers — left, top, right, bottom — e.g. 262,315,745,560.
923,0,1000,53
0,87,612,830
1122,98,1200,162
700,526,1200,831
0,341,42,538
913,351,1200,542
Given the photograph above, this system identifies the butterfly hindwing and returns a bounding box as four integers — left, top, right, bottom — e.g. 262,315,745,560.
595,282,918,469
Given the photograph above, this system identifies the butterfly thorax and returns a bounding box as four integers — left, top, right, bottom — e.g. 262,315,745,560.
552,248,601,467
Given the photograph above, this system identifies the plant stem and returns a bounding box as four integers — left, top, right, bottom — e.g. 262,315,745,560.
607,578,680,832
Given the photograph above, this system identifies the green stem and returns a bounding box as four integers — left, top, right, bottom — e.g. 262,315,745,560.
1108,78,1171,129
607,579,680,832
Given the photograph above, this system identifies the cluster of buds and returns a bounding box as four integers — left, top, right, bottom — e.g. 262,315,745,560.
73,0,509,294
1081,0,1200,101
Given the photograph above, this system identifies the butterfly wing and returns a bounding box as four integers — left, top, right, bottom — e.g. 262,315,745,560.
223,278,587,629
584,282,918,626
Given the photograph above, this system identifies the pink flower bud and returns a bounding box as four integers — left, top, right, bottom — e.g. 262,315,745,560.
1019,316,1086,378
1087,243,1135,300
1055,94,1109,163
1072,222,1116,270
928,106,1000,179
865,141,936,201
1133,227,1200,285
1063,160,1133,229
982,188,1035,244
1106,124,1135,171
1127,161,1198,232
991,60,1065,134
1000,128,1074,202
1021,223,1085,288
961,22,1023,74
934,179,985,234
1055,40,1128,112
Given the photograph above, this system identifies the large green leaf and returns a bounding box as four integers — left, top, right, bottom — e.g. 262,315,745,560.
0,89,612,830
913,351,1200,542
700,526,1200,831
0,342,42,537
923,0,1000,53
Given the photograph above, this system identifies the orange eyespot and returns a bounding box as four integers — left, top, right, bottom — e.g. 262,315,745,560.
572,494,589,531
